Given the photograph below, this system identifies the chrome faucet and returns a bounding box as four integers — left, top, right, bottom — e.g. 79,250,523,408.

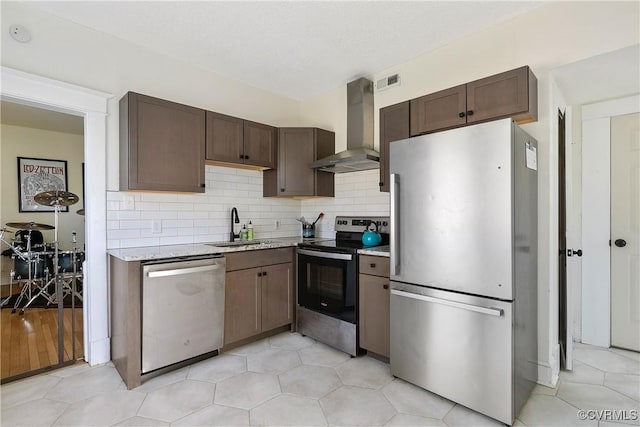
230,207,240,242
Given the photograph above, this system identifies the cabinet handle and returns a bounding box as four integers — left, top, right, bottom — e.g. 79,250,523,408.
383,284,389,289
379,182,384,187
370,263,376,268
458,112,466,118
280,188,285,192
466,110,474,116
263,271,267,276
245,155,249,160
257,272,262,277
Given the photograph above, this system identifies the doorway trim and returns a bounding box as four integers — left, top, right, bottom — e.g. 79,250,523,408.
1,66,112,365
581,94,639,347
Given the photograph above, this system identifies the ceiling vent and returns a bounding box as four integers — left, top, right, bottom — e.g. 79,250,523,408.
375,73,400,92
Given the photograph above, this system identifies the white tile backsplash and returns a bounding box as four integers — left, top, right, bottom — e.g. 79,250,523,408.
300,169,390,238
106,166,390,249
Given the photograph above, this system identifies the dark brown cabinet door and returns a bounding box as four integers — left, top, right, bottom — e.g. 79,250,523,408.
263,127,334,197
244,120,277,169
410,84,467,136
261,263,293,331
314,129,335,197
466,66,537,124
205,111,243,164
379,101,410,192
224,268,262,345
276,128,315,196
359,273,390,358
120,92,205,192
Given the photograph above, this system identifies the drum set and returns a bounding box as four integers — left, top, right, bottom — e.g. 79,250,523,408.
0,190,84,315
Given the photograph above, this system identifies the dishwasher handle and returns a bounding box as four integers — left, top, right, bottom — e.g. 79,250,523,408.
147,264,222,278
391,289,504,317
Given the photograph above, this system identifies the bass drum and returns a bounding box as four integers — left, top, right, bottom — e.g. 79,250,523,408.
13,253,51,279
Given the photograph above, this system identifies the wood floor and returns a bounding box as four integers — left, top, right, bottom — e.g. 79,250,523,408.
1,307,83,379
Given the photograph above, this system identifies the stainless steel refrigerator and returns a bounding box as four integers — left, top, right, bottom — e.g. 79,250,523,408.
389,118,537,425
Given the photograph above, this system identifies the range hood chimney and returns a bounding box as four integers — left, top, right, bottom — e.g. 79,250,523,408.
310,77,378,173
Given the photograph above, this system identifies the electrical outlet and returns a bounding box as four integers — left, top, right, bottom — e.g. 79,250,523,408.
123,195,135,210
151,220,162,234
274,220,280,230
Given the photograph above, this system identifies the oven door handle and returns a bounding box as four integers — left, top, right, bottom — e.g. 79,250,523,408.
297,249,353,261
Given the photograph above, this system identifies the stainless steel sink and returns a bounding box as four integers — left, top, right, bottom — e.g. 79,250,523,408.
205,241,261,247
205,240,273,248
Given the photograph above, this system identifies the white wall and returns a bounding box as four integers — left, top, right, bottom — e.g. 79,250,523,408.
1,124,85,250
297,1,640,386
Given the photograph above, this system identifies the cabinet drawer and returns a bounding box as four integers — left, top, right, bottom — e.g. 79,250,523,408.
359,255,390,277
225,248,294,271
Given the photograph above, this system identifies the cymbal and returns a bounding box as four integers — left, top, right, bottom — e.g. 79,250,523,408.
77,209,85,216
34,190,79,207
6,221,55,231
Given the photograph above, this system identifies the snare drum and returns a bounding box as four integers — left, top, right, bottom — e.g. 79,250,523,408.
54,251,85,274
12,253,50,279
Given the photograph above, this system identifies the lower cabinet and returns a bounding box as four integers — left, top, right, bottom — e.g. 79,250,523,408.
359,255,390,357
224,249,294,346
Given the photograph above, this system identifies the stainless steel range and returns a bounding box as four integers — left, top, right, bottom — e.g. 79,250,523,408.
296,216,389,356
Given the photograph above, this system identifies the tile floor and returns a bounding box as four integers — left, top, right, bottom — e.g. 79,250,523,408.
1,333,638,426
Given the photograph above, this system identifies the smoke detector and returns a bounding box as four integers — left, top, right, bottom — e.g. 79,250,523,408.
9,25,31,43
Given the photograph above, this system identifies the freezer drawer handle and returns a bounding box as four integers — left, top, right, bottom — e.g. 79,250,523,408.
391,289,504,317
147,264,222,278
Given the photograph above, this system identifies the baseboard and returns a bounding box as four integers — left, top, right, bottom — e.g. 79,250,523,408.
536,346,560,388
88,337,110,365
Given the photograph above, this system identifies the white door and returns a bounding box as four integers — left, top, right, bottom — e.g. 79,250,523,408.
610,112,640,351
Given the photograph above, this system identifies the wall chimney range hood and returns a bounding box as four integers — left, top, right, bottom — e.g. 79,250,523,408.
310,77,379,173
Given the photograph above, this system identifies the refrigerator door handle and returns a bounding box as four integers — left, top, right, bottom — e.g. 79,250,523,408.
390,173,400,276
390,289,504,317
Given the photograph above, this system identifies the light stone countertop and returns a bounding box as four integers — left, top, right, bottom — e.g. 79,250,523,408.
107,237,331,262
357,245,390,257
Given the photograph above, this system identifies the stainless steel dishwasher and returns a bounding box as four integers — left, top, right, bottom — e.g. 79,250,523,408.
141,255,225,374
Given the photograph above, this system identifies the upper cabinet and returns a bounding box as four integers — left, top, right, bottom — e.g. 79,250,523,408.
379,66,538,192
410,85,466,135
465,66,537,125
205,112,277,169
120,92,205,193
410,66,537,136
263,127,334,197
379,101,410,193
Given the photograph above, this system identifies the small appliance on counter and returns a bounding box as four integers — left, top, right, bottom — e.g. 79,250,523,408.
296,215,389,356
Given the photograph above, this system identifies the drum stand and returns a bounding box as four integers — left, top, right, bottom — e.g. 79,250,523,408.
21,206,66,314
13,233,57,314
0,228,30,307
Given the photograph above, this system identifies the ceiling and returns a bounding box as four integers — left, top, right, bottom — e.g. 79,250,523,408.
1,100,84,135
25,1,542,100
552,44,640,106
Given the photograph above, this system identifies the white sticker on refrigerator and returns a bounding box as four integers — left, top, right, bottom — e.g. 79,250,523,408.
525,141,537,171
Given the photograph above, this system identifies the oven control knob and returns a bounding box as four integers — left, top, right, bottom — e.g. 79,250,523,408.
376,221,381,226
382,221,388,226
